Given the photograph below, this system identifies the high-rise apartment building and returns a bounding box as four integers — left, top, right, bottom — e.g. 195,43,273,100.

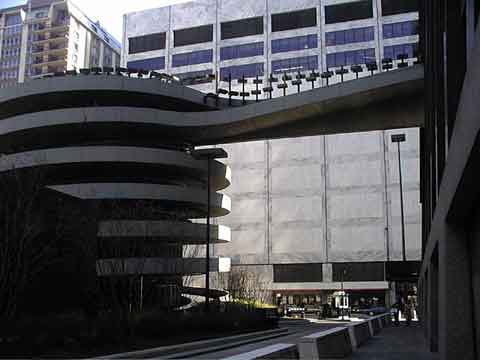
123,0,420,309
0,0,120,88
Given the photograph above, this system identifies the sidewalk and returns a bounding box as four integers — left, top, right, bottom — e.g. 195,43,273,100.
348,322,438,360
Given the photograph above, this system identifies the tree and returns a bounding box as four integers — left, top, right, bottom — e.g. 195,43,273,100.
217,266,272,306
0,167,52,323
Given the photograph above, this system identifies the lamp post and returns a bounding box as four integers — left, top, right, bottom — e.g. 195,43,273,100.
191,148,227,312
391,134,407,262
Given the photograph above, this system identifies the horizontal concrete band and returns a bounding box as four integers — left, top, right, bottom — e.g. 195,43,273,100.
0,146,231,190
48,183,231,218
0,75,214,115
92,328,289,359
98,220,231,244
96,257,231,275
221,343,298,360
0,66,424,146
181,286,228,298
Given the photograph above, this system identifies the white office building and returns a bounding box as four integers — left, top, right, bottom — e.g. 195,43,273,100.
123,0,421,309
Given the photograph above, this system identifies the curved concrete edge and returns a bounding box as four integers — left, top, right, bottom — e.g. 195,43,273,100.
98,221,231,244
181,286,228,298
47,183,231,217
0,146,231,190
0,75,211,111
96,257,231,275
90,328,288,359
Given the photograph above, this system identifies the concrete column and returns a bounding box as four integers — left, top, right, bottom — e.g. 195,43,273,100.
427,254,438,352
99,41,104,67
438,224,475,360
322,263,332,282
18,21,29,83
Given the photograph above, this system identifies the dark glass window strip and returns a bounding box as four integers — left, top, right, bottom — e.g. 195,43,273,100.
326,48,375,68
220,62,264,80
127,56,165,70
128,33,166,54
271,34,318,54
172,49,213,67
332,262,385,282
221,16,263,40
174,69,213,85
381,0,418,16
271,8,317,32
272,55,318,73
325,27,375,46
220,42,264,61
273,263,323,283
325,0,373,24
383,42,418,60
174,24,213,47
383,21,419,39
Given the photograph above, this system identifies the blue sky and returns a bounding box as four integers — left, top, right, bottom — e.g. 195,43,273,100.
2,0,25,8
2,0,192,42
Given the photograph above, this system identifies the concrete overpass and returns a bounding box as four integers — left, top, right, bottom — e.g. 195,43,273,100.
0,65,423,152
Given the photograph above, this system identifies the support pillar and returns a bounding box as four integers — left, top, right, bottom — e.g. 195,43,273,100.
438,224,475,360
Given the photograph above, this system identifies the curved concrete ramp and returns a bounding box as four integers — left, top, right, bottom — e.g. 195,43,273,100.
0,66,423,146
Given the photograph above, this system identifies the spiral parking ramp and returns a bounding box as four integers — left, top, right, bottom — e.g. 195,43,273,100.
0,77,232,309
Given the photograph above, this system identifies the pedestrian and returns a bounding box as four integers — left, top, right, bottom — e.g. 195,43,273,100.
391,302,400,326
404,297,414,326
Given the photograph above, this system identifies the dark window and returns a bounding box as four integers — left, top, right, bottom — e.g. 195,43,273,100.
384,42,418,59
326,48,375,68
383,20,418,39
220,62,264,80
128,33,166,54
273,263,323,283
271,8,317,32
172,49,213,67
332,262,385,282
325,0,373,24
325,26,375,46
174,69,213,85
174,24,213,47
220,42,264,61
272,55,318,73
381,0,418,16
127,56,165,70
221,16,263,40
271,34,318,53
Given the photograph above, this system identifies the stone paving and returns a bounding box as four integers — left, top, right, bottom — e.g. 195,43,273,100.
348,322,439,360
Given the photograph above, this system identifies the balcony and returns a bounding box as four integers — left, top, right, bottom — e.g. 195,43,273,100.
33,21,69,34
31,44,68,56
32,32,69,45
31,55,67,67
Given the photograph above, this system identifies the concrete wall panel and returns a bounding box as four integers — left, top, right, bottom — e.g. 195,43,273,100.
218,0,266,21
170,0,216,29
329,225,386,262
328,192,384,220
270,227,325,263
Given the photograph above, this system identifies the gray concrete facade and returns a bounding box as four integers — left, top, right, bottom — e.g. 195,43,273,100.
123,0,422,299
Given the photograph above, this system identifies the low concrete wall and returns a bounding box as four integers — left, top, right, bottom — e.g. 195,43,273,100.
93,328,288,359
221,343,298,360
347,321,372,349
298,327,352,359
369,317,381,335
